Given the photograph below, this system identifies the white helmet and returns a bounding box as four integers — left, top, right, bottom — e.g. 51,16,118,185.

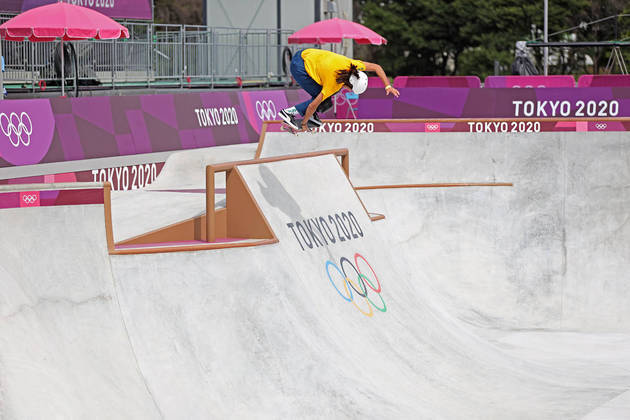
349,71,368,95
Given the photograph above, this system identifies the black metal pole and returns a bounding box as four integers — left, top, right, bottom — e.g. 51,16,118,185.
277,0,281,39
277,0,282,81
315,0,321,22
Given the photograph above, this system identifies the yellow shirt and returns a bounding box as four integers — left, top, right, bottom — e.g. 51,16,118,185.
301,49,366,99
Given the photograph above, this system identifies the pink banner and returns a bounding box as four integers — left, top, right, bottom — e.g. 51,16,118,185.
0,187,104,208
393,76,481,88
367,77,384,88
484,75,575,88
2,0,153,21
578,75,630,87
1,86,630,188
263,119,630,134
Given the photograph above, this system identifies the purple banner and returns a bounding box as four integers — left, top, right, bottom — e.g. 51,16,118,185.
0,99,55,166
358,87,630,119
0,89,314,169
2,0,152,21
2,86,630,173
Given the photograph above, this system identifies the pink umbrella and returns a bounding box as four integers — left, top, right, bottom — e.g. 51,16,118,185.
0,2,129,97
288,18,387,45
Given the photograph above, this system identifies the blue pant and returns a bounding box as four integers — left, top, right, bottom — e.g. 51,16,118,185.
291,50,323,116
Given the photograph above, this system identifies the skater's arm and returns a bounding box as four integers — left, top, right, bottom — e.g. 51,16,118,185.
301,93,324,131
363,62,400,97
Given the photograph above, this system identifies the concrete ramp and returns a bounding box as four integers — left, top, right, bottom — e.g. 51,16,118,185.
147,143,257,191
108,154,630,419
0,190,160,419
260,130,630,332
111,143,257,242
2,134,630,418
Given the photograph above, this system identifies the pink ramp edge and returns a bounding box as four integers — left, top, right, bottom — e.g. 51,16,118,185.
19,191,40,207
115,238,248,250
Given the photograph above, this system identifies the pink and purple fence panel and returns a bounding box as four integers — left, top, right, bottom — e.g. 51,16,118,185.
0,185,104,209
3,85,630,184
484,75,575,88
577,75,630,87
393,76,481,88
264,118,630,134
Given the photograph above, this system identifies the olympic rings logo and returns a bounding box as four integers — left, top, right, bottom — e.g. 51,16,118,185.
325,253,386,317
333,87,358,106
595,123,607,130
0,112,32,147
255,100,277,121
425,123,440,132
333,89,347,105
22,194,38,204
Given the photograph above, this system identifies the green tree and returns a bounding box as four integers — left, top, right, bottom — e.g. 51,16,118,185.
564,0,630,73
154,0,203,25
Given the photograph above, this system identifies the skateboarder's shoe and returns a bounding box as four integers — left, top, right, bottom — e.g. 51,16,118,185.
308,112,323,127
279,109,299,130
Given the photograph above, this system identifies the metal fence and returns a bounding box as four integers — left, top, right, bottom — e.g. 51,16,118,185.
0,17,300,91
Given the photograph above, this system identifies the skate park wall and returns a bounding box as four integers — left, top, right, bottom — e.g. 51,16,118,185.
2,86,630,191
2,87,630,174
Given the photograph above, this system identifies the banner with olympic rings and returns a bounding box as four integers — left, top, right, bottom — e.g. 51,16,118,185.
0,90,314,171
3,86,630,184
0,188,104,209
357,85,630,121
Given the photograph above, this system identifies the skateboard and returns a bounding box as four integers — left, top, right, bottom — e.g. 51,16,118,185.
281,118,320,135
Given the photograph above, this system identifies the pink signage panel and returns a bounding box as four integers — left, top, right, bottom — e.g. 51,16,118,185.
367,77,384,87
578,75,630,87
0,188,104,209
1,0,153,21
393,76,481,88
484,75,575,88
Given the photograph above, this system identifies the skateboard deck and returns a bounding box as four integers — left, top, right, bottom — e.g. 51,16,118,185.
281,118,320,135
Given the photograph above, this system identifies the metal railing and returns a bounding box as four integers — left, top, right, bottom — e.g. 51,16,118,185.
0,16,300,91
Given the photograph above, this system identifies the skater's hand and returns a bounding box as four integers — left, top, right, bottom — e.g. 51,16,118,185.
299,123,312,133
385,85,400,98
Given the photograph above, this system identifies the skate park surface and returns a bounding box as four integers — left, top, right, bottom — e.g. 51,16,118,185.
1,128,630,419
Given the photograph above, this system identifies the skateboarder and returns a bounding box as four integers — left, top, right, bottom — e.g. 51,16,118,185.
279,49,400,133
